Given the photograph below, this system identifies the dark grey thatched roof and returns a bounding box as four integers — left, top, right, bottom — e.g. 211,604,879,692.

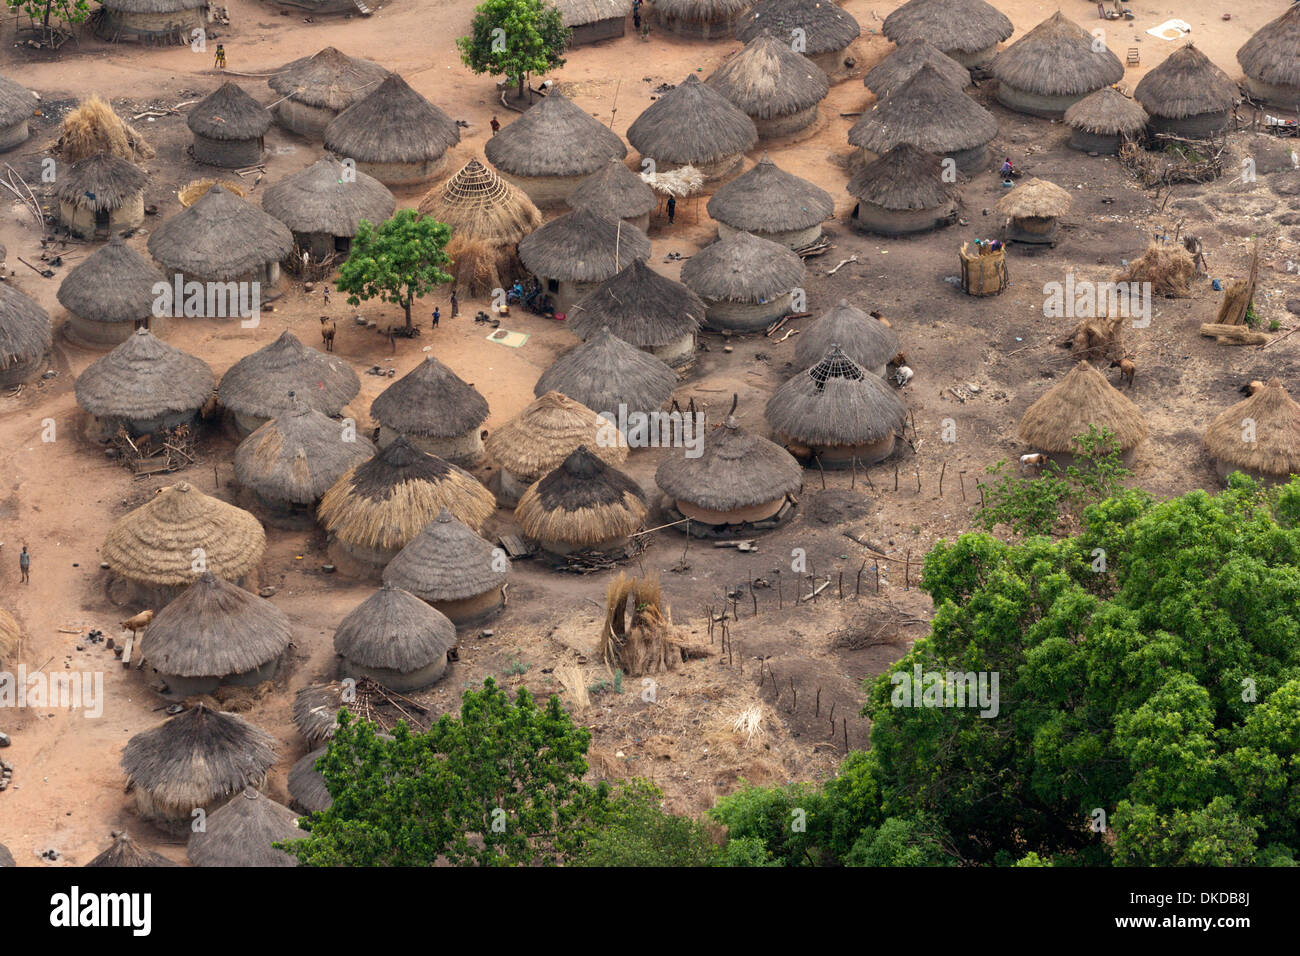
187,788,304,867
795,300,899,371
218,330,360,420
484,92,627,178
681,230,804,304
369,355,488,438
518,207,651,282
567,158,657,220
656,411,802,510
569,259,704,348
706,154,833,233
534,326,677,415
626,75,758,166
1064,87,1148,136
292,683,343,746
655,0,749,21
100,0,205,11
334,584,456,672
766,345,907,445
991,12,1123,98
846,143,957,210
707,34,830,119
0,843,15,867
323,73,460,165
261,158,395,237
75,329,214,421
55,153,147,212
57,238,163,324
0,283,52,373
1135,44,1240,120
738,0,860,54
86,832,178,867
235,400,376,505
147,186,294,282
864,38,970,98
288,747,333,813
0,73,34,128
1239,6,1300,89
187,82,271,141
848,63,998,154
383,507,508,602
269,47,389,112
882,0,1013,57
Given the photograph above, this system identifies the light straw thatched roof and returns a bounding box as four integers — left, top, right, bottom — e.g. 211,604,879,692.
656,410,802,511
103,482,266,587
1239,6,1300,89
418,157,542,244
0,73,34,127
995,177,1072,219
485,390,628,481
849,63,998,154
864,38,970,98
516,446,647,546
681,230,804,304
846,142,957,210
566,158,657,220
569,259,704,348
270,47,388,111
1064,87,1149,135
383,507,508,601
766,345,907,445
218,330,360,421
707,34,830,119
1017,361,1147,453
991,11,1123,97
795,300,899,371
555,0,631,26
334,583,456,671
55,153,147,212
187,82,271,141
288,747,333,813
369,355,489,438
57,238,163,325
882,0,1013,57
0,283,51,373
0,608,20,664
323,73,460,164
74,329,214,421
85,831,178,868
534,326,677,415
234,399,376,505
518,207,651,282
738,0,860,54
261,158,395,237
626,75,758,166
654,0,750,21
187,788,304,867
147,186,293,282
1134,44,1239,119
1204,378,1300,478
706,154,834,233
484,92,627,178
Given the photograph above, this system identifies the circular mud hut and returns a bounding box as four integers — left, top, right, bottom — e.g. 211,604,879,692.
218,330,360,436
1204,378,1300,485
334,584,457,691
0,283,52,388
323,73,460,186
881,0,1014,69
681,230,805,331
794,299,899,376
566,158,657,232
74,328,214,439
517,206,651,313
187,788,304,867
1017,361,1147,469
990,11,1123,119
1238,6,1300,111
846,143,958,236
1063,87,1149,155
57,238,166,348
654,0,751,40
147,185,293,290
56,153,147,240
93,0,207,45
1134,44,1239,139
864,38,969,98
268,47,389,139
515,446,648,557
534,326,677,419
187,83,271,168
262,157,396,261
707,34,830,139
85,831,178,867
736,0,861,77
995,177,1071,245
626,74,758,182
0,73,34,151
569,259,704,368
369,355,490,464
706,154,833,250
288,747,332,814
557,0,630,45
383,507,509,626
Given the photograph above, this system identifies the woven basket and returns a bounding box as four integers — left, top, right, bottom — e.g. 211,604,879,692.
178,178,246,207
960,242,1008,297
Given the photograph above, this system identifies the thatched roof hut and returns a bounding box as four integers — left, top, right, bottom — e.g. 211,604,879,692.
534,326,677,418
1017,361,1147,466
848,63,998,171
261,158,395,260
846,143,958,236
187,83,271,168
517,207,651,313
569,259,704,368
881,0,1014,68
268,47,389,138
680,230,805,331
1134,44,1239,138
120,705,278,828
654,0,751,40
706,154,833,249
1238,6,1300,110
288,746,333,814
516,446,647,556
187,788,305,867
93,0,207,45
1063,87,1149,155
57,238,165,348
707,34,830,139
74,329,214,438
995,177,1071,244
795,300,899,376
1204,378,1300,484
483,92,627,206
737,0,862,75
765,345,907,464
323,73,460,186
334,584,457,691
292,683,343,746
85,831,178,867
864,38,970,98
556,0,630,45
383,507,509,625
627,75,757,182
0,73,34,151
991,11,1124,118
369,355,490,464
55,153,147,240
0,608,20,669
147,185,293,288
218,330,360,435
0,843,12,867
0,283,52,388
566,158,658,232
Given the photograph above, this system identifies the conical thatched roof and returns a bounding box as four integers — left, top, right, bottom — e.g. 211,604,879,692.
1064,87,1149,135
418,157,542,243
1017,361,1147,453
323,73,460,165
269,47,389,112
0,608,20,664
484,92,627,178
706,154,834,233
485,390,628,481
846,143,957,210
991,11,1123,97
369,355,488,438
334,583,456,671
383,507,508,601
655,0,749,21
0,283,51,374
57,238,163,325
555,0,631,26
85,832,178,868
864,38,970,98
187,82,271,141
292,683,343,746
187,788,304,867
1135,44,1239,120
656,411,802,511
795,300,899,371
288,746,333,813
766,345,907,445
516,446,647,545
566,158,657,220
74,329,214,421
569,259,704,348
147,185,293,282
55,153,147,212
738,0,860,54
100,0,206,11
0,843,12,867
234,399,376,505
996,177,1071,219
534,327,677,415
707,34,831,119
881,0,1013,57
1204,378,1300,478
849,63,998,154
681,230,804,304
261,158,395,237
518,207,651,282
0,73,34,128
318,436,496,547
626,75,758,166
103,482,266,587
1239,6,1300,89
218,330,360,421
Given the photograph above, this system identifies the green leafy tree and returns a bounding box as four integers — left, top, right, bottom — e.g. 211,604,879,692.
456,0,569,102
336,209,452,329
572,780,718,866
8,0,89,43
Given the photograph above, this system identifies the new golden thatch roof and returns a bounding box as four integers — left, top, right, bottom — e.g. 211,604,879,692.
1134,44,1239,120
995,178,1071,220
485,390,627,481
1063,87,1149,135
334,583,457,672
706,34,831,119
74,328,215,422
655,413,803,511
864,38,970,98
990,11,1123,97
484,92,627,178
234,400,376,505
1017,361,1147,453
626,75,758,167
765,345,907,446
515,446,647,546
418,157,542,245
1238,6,1300,89
848,63,998,155
369,355,489,438
383,507,508,602
882,0,1013,57
1204,378,1300,479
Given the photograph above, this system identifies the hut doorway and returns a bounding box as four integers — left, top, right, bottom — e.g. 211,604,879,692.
95,208,111,235
334,235,350,254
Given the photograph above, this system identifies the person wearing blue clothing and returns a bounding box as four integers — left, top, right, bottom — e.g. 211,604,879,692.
19,545,30,584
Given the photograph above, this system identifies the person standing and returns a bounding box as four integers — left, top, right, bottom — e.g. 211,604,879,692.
666,195,676,225
214,44,226,70
633,7,641,30
490,115,500,135
323,285,331,307
19,545,29,584
450,288,459,318
432,306,441,329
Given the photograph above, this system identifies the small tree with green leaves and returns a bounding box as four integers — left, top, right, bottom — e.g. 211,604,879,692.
336,209,452,329
8,0,89,44
456,0,569,102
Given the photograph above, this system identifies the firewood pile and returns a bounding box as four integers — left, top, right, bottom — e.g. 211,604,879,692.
111,423,198,476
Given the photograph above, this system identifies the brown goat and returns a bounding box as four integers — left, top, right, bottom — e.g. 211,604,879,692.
320,316,336,352
1110,357,1136,388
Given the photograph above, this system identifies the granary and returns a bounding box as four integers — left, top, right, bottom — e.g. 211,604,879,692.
102,482,267,606
533,326,677,419
369,355,490,464
317,436,496,577
92,0,208,45
881,0,1014,68
334,584,457,692
233,398,376,527
556,0,630,45
147,185,293,289
261,157,395,260
0,608,20,670
55,153,147,239
268,47,389,138
1238,6,1300,110
846,143,959,236
85,831,178,867
627,75,757,182
566,158,657,232
0,283,52,388
120,705,278,831
1017,361,1147,468
990,11,1124,119
1204,379,1300,485
485,391,629,506
736,0,861,76
417,158,542,295
765,345,907,465
995,178,1071,245
218,329,360,436
848,63,998,172
383,507,509,625
653,0,751,39
187,83,271,168
288,747,333,814
680,230,805,332
517,206,651,313
568,259,705,368
515,446,648,558
706,34,830,139
187,788,305,867
1063,88,1149,155
864,38,970,98
141,572,291,697
794,299,899,376
323,73,460,186
73,329,214,440
0,73,34,151
706,154,834,250
484,92,629,206
57,239,166,348
1134,44,1239,138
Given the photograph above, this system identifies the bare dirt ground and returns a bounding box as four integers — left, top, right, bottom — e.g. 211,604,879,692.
1,0,1298,864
